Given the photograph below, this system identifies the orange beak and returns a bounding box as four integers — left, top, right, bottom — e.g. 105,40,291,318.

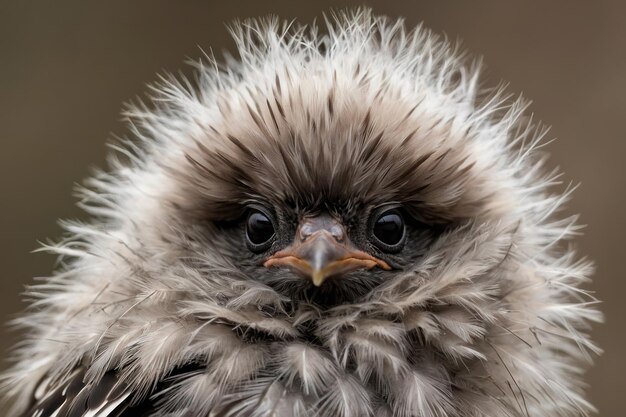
263,214,390,286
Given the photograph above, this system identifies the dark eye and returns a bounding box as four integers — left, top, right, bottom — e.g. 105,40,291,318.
246,209,275,251
371,208,405,252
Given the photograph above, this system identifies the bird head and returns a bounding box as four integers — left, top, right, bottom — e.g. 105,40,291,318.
156,63,502,307
2,10,600,417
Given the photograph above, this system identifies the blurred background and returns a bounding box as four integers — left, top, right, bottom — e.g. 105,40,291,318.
1,1,623,415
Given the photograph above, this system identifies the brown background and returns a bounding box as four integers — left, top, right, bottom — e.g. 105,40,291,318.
0,1,624,415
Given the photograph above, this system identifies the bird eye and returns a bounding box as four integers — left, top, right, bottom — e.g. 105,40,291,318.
246,209,275,251
371,208,405,252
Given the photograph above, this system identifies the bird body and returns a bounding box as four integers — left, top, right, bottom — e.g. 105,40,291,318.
2,9,600,417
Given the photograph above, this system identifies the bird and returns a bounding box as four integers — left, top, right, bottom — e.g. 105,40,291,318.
1,8,601,417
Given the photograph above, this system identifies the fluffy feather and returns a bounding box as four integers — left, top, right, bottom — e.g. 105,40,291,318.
2,8,600,417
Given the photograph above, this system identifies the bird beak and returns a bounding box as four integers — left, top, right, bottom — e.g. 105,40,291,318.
263,214,390,286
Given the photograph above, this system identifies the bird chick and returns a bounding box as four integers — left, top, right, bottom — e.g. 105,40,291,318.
2,9,601,417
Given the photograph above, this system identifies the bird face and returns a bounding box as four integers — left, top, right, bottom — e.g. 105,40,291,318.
208,200,439,305
162,66,502,308
242,205,405,303
168,78,488,307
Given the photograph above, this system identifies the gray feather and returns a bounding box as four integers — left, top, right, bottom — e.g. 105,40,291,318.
2,8,600,417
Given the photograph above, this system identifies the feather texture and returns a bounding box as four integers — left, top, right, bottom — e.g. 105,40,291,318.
2,8,600,417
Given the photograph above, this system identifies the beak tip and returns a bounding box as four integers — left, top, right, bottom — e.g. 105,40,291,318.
311,272,326,287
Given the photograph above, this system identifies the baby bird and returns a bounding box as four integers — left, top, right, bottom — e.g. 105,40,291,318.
2,9,601,417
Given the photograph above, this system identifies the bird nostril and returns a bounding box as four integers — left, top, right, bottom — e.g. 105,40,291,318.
329,224,344,242
298,224,313,242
